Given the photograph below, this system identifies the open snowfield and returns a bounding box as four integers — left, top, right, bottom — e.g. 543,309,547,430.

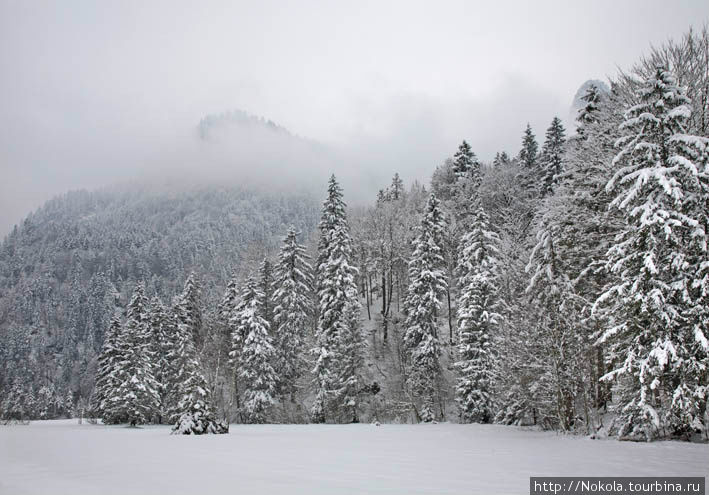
1,420,707,495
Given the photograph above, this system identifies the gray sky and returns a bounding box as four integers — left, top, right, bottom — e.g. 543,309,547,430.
1,0,708,236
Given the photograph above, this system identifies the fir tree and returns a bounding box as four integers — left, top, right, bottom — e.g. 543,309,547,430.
403,193,447,422
453,140,479,180
234,276,278,423
171,308,228,434
91,316,124,423
258,258,275,333
147,297,170,422
577,84,603,129
335,298,366,423
175,272,203,350
272,228,313,401
596,68,709,440
390,173,404,200
312,175,362,422
519,124,539,170
525,217,587,431
539,117,566,197
518,124,542,200
111,283,160,425
455,202,502,423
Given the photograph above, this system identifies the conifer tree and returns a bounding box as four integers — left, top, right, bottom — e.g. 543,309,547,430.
452,140,478,180
147,297,170,422
403,193,447,422
112,283,160,425
336,298,366,423
390,173,404,200
312,175,361,422
91,316,124,423
596,68,709,440
577,84,603,129
218,272,241,335
455,202,502,423
517,124,542,202
525,217,587,431
519,124,539,171
272,228,313,401
234,276,277,423
171,309,228,434
175,272,203,350
258,258,275,333
539,117,566,197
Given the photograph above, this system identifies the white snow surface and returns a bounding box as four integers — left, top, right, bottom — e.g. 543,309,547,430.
1,420,707,495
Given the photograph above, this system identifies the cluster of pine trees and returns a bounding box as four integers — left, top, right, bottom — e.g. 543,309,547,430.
91,276,227,434
89,176,369,432
350,27,708,440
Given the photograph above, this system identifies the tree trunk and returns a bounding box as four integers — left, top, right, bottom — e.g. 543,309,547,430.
365,275,371,320
381,272,388,343
447,288,453,343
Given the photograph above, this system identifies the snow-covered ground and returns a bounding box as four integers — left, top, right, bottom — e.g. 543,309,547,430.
1,420,706,495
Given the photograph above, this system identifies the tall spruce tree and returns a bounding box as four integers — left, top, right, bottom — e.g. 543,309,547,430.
234,276,277,423
112,283,160,425
390,172,404,200
147,297,170,422
272,228,313,401
452,140,478,179
258,258,275,333
455,202,502,423
175,272,203,351
539,117,566,197
525,215,588,431
312,175,362,423
171,307,228,434
596,68,709,440
519,124,539,171
91,316,124,422
403,193,447,422
577,84,603,129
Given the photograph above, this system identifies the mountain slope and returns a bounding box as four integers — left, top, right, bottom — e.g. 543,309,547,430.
0,183,320,406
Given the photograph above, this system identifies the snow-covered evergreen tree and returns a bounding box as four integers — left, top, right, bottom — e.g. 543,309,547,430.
91,316,124,422
272,227,313,401
452,140,478,180
234,276,277,423
404,193,447,422
312,175,362,422
390,172,404,200
525,217,588,431
111,283,160,425
595,68,709,440
147,297,170,422
175,272,203,351
335,298,366,423
258,258,275,333
171,311,228,434
577,84,603,129
455,202,502,423
519,124,539,171
539,117,566,197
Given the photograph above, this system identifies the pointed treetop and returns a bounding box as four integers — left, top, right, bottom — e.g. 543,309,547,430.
519,124,539,169
453,140,479,180
577,84,603,128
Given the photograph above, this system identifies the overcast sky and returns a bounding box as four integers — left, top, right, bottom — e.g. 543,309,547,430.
1,0,708,236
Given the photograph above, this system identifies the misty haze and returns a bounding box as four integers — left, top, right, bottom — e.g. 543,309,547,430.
1,2,708,494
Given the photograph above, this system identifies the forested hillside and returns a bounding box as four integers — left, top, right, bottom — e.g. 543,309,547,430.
1,27,708,441
0,185,320,417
